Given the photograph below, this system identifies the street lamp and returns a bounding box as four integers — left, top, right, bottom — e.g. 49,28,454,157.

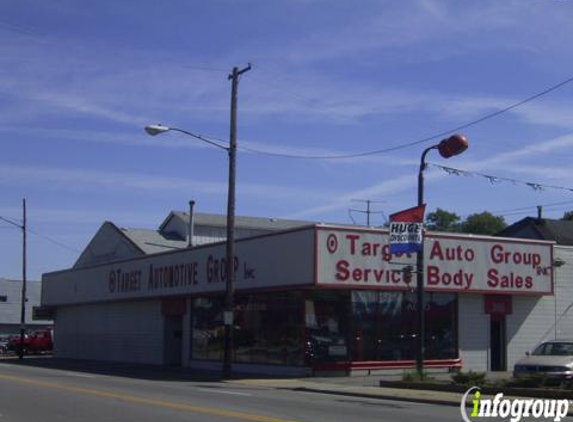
145,64,251,379
416,134,468,377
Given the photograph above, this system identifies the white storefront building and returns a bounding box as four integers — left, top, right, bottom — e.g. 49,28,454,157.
41,223,573,375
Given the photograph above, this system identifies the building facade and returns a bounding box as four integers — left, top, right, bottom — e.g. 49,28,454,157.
41,224,571,375
0,278,53,334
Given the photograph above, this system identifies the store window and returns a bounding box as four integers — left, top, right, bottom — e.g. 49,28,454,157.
234,292,304,366
191,293,304,366
424,292,458,360
190,297,224,360
190,290,457,365
305,291,350,363
349,291,457,362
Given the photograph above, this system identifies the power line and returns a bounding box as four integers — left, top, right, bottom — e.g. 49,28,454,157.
489,200,573,216
231,74,573,160
185,74,573,160
0,214,80,253
26,227,80,254
0,215,22,228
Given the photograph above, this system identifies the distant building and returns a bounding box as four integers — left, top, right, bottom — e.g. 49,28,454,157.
0,278,53,334
497,216,573,245
74,211,314,268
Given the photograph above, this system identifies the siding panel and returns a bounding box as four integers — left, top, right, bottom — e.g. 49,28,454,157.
458,294,489,371
54,300,163,365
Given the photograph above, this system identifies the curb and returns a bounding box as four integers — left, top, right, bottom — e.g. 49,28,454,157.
292,387,460,407
379,380,573,400
291,386,573,417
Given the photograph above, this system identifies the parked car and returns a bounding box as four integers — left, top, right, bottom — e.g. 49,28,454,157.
7,329,53,355
514,340,573,379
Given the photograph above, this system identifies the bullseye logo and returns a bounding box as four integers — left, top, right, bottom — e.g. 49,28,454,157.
326,234,338,254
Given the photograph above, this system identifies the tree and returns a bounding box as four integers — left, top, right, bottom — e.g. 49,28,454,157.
562,211,573,221
461,212,507,235
425,208,461,232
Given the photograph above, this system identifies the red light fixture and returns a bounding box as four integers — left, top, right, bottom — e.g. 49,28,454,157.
438,134,469,158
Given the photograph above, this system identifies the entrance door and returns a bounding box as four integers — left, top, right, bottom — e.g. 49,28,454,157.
164,315,183,367
490,317,506,371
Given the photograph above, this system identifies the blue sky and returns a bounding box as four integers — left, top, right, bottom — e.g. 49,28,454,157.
2,0,573,280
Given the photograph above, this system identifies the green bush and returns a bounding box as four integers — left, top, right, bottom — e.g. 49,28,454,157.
451,371,487,386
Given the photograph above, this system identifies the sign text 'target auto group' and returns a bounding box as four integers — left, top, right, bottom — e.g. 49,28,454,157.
317,228,553,295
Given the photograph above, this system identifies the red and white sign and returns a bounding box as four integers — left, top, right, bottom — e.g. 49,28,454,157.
317,227,554,295
484,295,513,316
388,204,426,254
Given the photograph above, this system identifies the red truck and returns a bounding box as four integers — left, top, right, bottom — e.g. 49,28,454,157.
8,329,53,355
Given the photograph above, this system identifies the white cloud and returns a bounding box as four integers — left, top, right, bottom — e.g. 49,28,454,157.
0,163,338,203
467,133,573,170
290,131,573,219
288,173,420,218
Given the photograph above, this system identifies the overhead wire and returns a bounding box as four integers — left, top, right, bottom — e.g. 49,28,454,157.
26,227,81,253
0,214,80,253
490,200,573,216
165,73,573,160
230,73,573,160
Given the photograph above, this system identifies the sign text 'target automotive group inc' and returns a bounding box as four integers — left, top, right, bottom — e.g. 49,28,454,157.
317,228,553,295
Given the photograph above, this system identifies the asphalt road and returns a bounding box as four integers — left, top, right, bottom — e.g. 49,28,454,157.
0,361,478,422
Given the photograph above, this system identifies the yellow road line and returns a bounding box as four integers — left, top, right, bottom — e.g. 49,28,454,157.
0,373,305,422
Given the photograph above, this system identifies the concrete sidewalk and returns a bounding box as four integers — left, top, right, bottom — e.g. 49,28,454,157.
229,374,573,413
229,377,465,407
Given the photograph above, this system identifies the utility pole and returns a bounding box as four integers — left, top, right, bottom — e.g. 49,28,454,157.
0,201,27,359
223,64,251,379
19,199,27,360
188,200,195,248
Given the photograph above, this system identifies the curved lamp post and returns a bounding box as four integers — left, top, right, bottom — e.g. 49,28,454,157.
145,122,237,378
416,134,468,376
145,65,251,379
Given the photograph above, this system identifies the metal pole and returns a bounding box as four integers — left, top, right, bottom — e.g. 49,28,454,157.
188,200,195,248
416,146,436,376
223,64,250,379
18,198,27,360
555,266,558,340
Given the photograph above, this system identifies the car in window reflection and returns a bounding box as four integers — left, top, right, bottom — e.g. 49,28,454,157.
0,334,11,354
306,327,347,361
514,340,573,379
